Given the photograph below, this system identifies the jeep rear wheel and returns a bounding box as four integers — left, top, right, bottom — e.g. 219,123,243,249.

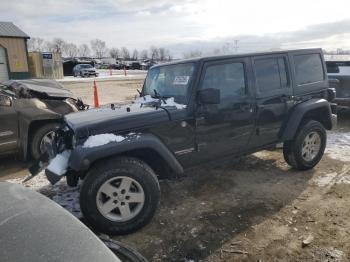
283,120,326,170
80,157,160,235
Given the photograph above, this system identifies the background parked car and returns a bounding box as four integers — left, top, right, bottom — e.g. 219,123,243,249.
326,61,350,110
129,61,141,70
73,64,99,77
62,58,95,76
140,60,156,70
0,79,87,160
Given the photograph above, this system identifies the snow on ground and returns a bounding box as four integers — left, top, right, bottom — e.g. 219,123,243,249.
314,171,350,187
58,70,146,83
313,130,350,187
325,131,350,162
83,133,125,148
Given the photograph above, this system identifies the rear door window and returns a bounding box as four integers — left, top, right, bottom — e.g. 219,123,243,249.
294,54,324,85
254,56,289,96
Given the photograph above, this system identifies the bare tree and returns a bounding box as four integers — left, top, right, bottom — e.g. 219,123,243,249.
183,50,202,59
140,49,149,60
27,37,45,52
165,49,172,61
109,48,120,59
212,48,222,55
47,38,66,53
78,44,91,57
120,47,130,60
132,49,139,60
149,46,159,61
158,48,166,61
90,39,108,58
63,43,79,58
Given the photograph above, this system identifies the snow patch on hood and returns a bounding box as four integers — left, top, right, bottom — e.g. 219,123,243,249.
83,133,125,148
134,95,187,109
86,95,186,114
47,150,71,176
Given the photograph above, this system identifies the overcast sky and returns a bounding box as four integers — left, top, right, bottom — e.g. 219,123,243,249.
3,0,350,57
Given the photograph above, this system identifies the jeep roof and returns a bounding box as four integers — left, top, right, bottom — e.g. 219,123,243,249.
151,48,324,67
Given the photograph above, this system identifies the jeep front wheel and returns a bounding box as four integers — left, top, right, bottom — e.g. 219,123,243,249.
80,157,160,235
283,120,326,170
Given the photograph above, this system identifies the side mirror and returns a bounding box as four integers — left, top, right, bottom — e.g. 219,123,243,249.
0,95,12,107
198,88,220,104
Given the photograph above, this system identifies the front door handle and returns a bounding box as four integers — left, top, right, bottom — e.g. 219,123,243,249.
239,103,253,112
281,95,295,102
280,95,289,102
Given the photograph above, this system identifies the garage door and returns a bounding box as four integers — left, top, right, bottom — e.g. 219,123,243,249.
0,47,9,82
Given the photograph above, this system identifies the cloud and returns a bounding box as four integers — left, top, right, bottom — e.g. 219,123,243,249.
1,0,350,57
166,19,350,56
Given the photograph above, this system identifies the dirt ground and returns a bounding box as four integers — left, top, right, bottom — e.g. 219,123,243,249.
60,75,146,106
111,116,350,262
1,79,350,261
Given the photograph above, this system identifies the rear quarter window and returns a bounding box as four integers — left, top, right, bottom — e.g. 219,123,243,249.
294,54,325,85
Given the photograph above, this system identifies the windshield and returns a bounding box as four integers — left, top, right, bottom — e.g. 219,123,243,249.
80,64,93,69
143,63,195,104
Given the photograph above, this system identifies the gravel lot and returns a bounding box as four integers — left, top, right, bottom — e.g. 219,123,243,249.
59,73,146,106
1,78,350,261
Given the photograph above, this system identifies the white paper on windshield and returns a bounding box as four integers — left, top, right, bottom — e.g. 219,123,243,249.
173,76,190,85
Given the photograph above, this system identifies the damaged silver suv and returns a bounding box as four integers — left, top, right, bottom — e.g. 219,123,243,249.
0,79,86,160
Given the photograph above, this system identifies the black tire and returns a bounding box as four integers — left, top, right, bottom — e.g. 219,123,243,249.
80,157,160,235
283,141,293,166
102,239,148,262
30,123,60,160
283,120,326,170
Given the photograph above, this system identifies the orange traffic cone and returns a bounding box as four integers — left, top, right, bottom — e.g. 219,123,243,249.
93,80,100,108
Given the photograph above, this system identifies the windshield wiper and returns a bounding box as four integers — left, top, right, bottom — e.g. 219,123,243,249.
153,89,167,104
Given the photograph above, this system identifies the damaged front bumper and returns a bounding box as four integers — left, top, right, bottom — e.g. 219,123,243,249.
27,127,76,185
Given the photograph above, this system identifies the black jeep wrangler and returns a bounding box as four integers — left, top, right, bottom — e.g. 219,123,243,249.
36,48,337,235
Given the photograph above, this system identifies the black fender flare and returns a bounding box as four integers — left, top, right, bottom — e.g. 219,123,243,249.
69,133,184,175
280,98,333,141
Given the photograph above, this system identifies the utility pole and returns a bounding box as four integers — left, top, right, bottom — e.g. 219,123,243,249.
233,39,239,53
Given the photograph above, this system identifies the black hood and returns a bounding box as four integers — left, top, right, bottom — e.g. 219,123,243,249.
65,105,184,138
